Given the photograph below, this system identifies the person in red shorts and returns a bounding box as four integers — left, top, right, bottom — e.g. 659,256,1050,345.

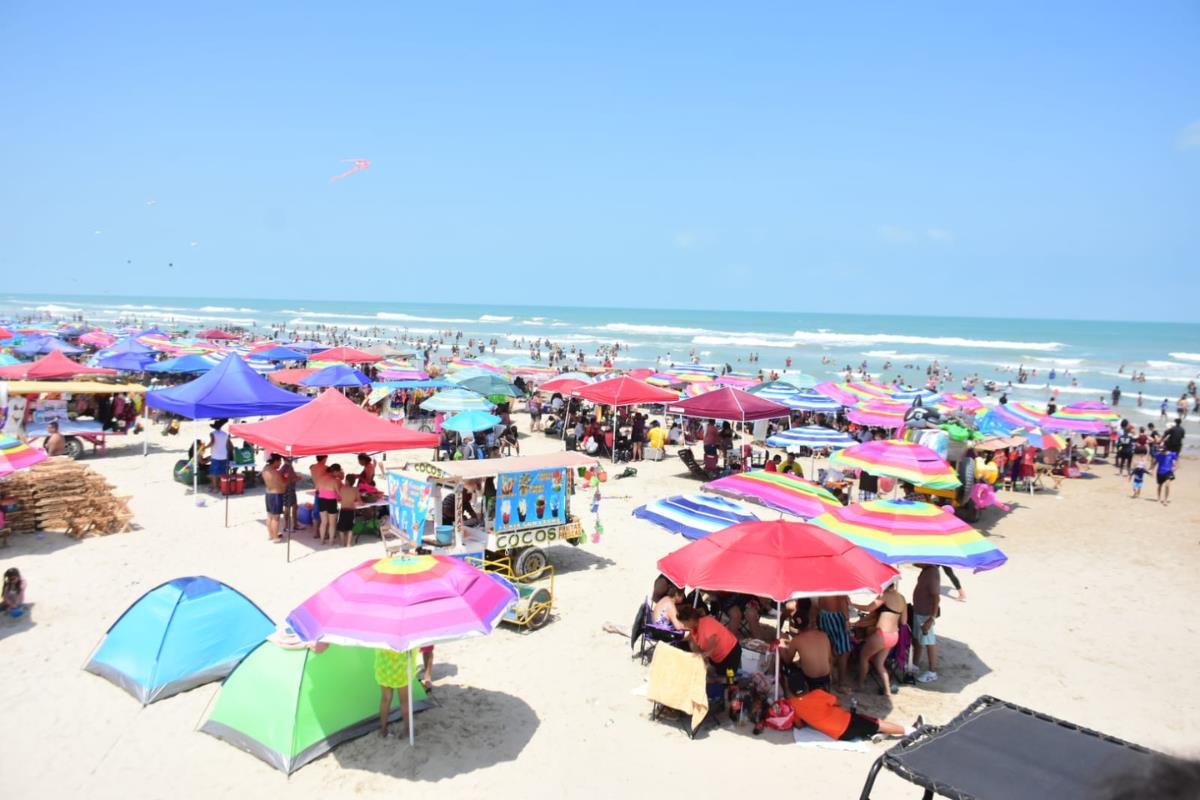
786,689,918,740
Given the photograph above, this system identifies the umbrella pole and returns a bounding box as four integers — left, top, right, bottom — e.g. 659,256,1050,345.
774,601,782,701
407,651,415,746
194,437,201,506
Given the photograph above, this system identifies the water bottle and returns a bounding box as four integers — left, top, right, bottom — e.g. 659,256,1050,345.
850,698,858,714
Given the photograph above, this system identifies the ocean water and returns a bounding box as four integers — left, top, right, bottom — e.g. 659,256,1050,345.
4,293,1199,421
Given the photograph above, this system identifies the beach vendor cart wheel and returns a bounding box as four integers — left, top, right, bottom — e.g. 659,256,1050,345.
512,546,548,581
524,588,552,630
63,437,85,459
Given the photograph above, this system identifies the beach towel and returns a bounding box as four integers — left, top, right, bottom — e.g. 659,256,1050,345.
646,644,709,732
791,725,870,752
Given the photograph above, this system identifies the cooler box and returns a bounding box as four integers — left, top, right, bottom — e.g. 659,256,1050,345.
219,475,245,496
645,446,664,462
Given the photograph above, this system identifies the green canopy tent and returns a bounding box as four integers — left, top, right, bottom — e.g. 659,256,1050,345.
200,641,428,774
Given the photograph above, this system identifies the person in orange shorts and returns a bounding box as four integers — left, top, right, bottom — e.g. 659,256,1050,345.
786,689,918,741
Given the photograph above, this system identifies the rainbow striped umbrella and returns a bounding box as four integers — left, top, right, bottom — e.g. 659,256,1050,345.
633,494,760,540
890,384,939,401
979,402,1049,433
1045,410,1112,434
847,399,911,429
683,380,720,398
0,435,49,477
937,393,984,412
810,499,1007,572
1059,401,1119,422
766,426,856,450
830,439,961,490
701,470,843,519
288,554,517,652
1013,428,1067,450
813,382,890,406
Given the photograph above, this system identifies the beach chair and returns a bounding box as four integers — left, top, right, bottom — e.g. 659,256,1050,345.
379,520,411,557
630,600,686,665
678,449,717,480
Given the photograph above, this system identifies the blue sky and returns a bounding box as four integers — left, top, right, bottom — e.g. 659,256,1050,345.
1,2,1197,319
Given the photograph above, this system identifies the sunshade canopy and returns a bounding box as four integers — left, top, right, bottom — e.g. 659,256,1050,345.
229,389,438,456
666,386,790,422
657,519,898,601
0,435,49,477
830,439,961,490
198,328,239,340
0,350,118,380
633,494,759,540
702,470,843,519
309,346,381,364
144,352,310,420
299,363,371,388
572,375,678,407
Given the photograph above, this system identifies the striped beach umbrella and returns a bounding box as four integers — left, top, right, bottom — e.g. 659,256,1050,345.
847,399,911,429
1058,401,1119,423
766,426,857,450
633,494,760,540
809,499,1007,572
937,393,984,412
1013,428,1067,450
830,439,961,490
813,382,891,406
419,388,496,412
0,435,49,477
702,470,843,519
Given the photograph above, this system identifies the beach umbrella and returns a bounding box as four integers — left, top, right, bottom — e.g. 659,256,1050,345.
701,470,843,519
830,439,961,490
282,340,327,353
309,346,381,364
78,331,116,348
0,436,49,477
0,327,13,340
198,328,239,341
809,499,1008,572
657,519,898,601
441,410,502,434
766,425,857,450
937,393,984,412
456,374,523,398
419,388,496,413
633,494,760,540
847,399,911,429
537,376,589,394
814,381,890,406
299,363,371,388
543,371,592,384
200,641,430,774
287,554,518,746
0,354,19,366
1013,428,1067,450
1058,401,1119,423
1043,412,1111,435
780,389,843,412
890,384,939,401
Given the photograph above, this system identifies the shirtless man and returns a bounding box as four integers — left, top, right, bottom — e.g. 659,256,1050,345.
333,464,360,547
310,455,329,537
261,454,286,542
42,422,66,457
780,599,834,692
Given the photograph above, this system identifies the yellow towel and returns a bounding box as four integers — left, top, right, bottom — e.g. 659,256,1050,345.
646,645,710,731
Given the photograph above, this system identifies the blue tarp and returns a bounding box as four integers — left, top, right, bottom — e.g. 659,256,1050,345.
84,576,274,705
144,351,310,419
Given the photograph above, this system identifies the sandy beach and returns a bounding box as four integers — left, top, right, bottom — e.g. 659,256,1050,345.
2,414,1198,799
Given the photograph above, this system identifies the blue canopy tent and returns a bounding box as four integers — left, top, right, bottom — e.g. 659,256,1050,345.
146,354,218,374
100,336,155,356
14,336,83,356
299,363,371,388
254,345,308,361
96,351,158,372
84,576,273,705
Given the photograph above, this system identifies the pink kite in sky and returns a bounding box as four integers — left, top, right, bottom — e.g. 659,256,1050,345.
330,159,371,182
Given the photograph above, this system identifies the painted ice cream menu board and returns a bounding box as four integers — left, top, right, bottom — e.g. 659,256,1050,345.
387,471,433,542
494,468,566,531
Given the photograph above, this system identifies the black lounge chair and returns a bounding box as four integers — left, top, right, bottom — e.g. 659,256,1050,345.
678,449,717,480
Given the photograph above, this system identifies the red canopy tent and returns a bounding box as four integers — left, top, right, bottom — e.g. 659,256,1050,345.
537,376,589,394
228,388,438,456
571,376,678,407
268,367,318,385
0,350,118,380
666,386,790,422
309,346,381,364
198,328,239,341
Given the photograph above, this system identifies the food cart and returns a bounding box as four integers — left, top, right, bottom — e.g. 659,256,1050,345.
386,452,601,580
2,380,147,458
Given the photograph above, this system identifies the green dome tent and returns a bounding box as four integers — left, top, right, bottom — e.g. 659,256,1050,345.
200,641,429,774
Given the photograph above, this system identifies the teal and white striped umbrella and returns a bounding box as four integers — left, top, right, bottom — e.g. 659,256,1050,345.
419,388,496,413
766,425,857,450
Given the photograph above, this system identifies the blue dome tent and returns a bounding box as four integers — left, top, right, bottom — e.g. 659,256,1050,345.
84,576,274,704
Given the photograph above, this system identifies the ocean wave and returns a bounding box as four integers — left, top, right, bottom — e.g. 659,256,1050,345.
375,312,474,324
200,305,258,313
599,323,709,336
1019,356,1083,366
479,315,513,322
861,350,946,361
1170,353,1200,363
692,334,793,349
34,304,83,314
789,331,1064,351
1146,360,1200,372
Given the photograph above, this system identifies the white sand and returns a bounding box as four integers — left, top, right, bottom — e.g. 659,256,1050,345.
3,417,1199,799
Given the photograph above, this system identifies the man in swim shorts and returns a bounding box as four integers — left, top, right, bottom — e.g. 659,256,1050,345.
911,564,940,684
261,454,286,543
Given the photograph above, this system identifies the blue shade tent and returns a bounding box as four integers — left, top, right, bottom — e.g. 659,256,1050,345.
766,426,857,450
100,336,154,356
254,345,308,361
84,576,274,705
96,351,157,371
372,379,455,390
145,351,310,419
299,363,370,388
14,336,82,356
146,354,218,374
632,494,759,540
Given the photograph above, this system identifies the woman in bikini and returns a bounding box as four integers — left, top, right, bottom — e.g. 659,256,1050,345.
855,580,906,696
314,465,342,545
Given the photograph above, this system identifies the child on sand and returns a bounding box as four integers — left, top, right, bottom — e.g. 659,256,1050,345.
1130,456,1148,498
2,567,26,616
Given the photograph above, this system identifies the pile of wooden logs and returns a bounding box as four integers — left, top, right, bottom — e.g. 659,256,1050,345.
0,457,134,541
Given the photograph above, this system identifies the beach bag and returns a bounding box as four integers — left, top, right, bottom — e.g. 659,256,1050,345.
763,700,795,731
298,503,314,526
233,445,255,466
